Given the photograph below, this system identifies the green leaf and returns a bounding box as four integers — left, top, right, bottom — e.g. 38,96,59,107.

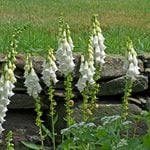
143,134,150,149
54,114,58,125
41,124,52,139
127,138,145,150
21,141,43,150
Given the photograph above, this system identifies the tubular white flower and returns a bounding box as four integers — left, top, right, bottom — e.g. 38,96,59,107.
24,54,42,98
91,15,106,65
76,78,86,93
24,68,42,99
76,56,96,92
2,80,15,98
1,98,10,106
126,41,140,80
56,28,75,76
24,55,32,78
68,36,74,50
42,56,58,86
0,115,5,123
0,63,17,135
4,64,16,83
0,125,4,133
0,105,7,117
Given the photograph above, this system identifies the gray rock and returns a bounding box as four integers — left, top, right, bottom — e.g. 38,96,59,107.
32,56,45,73
93,103,142,121
9,94,48,109
9,90,78,109
74,102,142,122
99,75,148,96
145,97,150,111
145,68,150,74
129,97,142,105
101,55,144,79
138,59,144,73
138,54,150,69
9,94,35,109
101,55,126,79
3,110,38,145
15,54,25,71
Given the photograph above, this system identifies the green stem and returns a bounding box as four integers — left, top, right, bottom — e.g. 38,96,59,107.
51,115,56,150
122,77,133,120
64,73,74,127
82,88,89,122
48,82,56,150
6,130,14,150
39,126,44,150
90,66,101,110
35,97,44,150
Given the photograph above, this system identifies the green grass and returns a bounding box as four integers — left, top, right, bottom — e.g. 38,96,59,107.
0,0,149,54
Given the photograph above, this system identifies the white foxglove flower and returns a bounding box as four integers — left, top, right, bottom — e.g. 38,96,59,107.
4,64,16,83
0,45,18,135
0,125,4,133
126,41,140,80
1,98,10,106
92,34,106,65
2,80,15,98
76,78,86,93
24,68,42,99
24,54,32,78
0,63,17,135
42,55,58,87
24,62,30,78
56,29,75,76
76,56,96,92
68,36,74,50
0,105,7,117
91,16,106,65
0,115,5,123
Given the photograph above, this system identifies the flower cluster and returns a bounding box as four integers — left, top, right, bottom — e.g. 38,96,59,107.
56,24,75,76
0,26,27,135
42,48,58,86
91,15,106,65
0,63,16,134
76,55,95,92
126,41,140,80
24,54,42,99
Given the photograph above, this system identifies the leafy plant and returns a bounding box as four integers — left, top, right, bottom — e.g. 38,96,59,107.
59,115,134,150
6,131,14,150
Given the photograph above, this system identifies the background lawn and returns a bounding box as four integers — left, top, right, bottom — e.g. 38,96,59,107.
0,0,149,55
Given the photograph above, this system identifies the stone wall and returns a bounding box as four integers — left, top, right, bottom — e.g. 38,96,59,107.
0,54,148,109
0,54,150,147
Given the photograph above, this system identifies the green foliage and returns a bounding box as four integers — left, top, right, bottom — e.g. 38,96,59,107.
59,113,150,150
6,131,14,150
34,97,44,150
22,112,150,150
22,141,52,150
81,87,90,122
59,115,132,150
0,0,149,54
21,141,44,150
89,65,101,113
64,73,75,127
122,78,133,120
48,81,58,150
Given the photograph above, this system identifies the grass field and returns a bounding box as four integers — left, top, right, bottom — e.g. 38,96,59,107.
0,0,149,55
